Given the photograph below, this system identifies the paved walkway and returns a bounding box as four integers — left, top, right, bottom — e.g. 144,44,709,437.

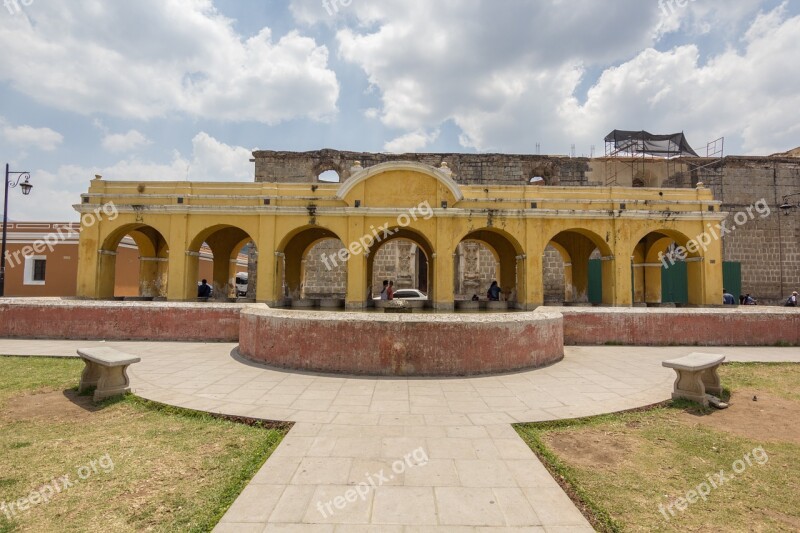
3,340,800,532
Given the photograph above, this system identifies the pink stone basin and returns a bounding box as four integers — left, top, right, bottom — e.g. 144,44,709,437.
239,307,564,376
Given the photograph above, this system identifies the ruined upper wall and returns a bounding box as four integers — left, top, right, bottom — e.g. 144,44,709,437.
252,148,800,189
252,149,592,186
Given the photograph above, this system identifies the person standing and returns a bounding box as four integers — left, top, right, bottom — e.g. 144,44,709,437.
380,280,389,300
387,280,395,300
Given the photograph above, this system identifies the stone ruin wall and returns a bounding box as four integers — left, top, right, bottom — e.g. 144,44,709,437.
253,149,800,305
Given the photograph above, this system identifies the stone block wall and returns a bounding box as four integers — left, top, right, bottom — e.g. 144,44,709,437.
254,149,591,186
543,246,566,303
695,157,800,304
302,239,347,299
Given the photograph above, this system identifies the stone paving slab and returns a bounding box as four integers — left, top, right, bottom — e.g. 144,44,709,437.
2,340,799,531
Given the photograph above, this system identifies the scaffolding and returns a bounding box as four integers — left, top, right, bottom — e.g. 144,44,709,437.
603,130,724,187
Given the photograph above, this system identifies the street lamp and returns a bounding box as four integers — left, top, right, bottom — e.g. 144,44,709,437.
779,193,800,214
1,163,34,297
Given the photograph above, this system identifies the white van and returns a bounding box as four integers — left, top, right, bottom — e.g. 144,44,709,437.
235,272,248,297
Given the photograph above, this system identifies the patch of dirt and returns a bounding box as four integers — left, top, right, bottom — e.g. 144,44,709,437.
544,430,640,469
1,389,101,422
677,389,800,444
762,509,800,530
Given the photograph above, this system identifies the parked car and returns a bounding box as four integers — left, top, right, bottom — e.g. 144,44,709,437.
235,272,248,297
391,289,428,300
372,288,428,300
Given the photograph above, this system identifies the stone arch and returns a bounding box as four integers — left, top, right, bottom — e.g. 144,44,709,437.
631,227,704,305
456,228,524,304
336,161,464,203
545,228,613,304
278,226,348,303
97,223,170,299
188,225,257,300
313,160,344,183
365,227,434,303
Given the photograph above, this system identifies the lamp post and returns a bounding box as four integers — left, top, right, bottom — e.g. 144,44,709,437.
779,193,800,214
1,164,34,297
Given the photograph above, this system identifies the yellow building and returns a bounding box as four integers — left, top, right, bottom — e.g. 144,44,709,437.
75,161,725,309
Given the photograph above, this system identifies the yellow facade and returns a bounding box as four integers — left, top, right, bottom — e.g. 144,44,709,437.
75,161,726,309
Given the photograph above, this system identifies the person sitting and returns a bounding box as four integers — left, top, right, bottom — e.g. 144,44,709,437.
743,293,757,305
785,291,798,307
722,289,736,305
198,279,212,298
471,294,480,302
487,281,502,301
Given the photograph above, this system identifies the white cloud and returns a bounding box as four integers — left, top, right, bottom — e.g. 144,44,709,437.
0,2,339,124
565,5,800,155
102,130,151,153
384,129,440,153
8,132,256,221
1,120,63,151
315,0,799,155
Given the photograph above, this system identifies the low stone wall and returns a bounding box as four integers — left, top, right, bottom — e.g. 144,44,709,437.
0,298,245,342
239,308,564,376
555,306,800,346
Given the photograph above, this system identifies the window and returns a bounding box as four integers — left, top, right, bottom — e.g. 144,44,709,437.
33,259,46,281
23,256,47,285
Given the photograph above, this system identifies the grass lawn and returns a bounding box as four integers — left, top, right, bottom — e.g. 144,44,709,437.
0,356,288,533
516,363,800,532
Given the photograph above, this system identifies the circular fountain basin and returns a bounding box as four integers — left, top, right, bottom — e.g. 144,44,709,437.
239,307,564,376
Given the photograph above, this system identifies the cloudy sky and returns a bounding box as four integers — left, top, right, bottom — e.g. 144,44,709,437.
1,0,798,220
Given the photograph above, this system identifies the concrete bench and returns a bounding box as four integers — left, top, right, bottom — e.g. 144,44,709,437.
662,352,725,407
77,347,140,401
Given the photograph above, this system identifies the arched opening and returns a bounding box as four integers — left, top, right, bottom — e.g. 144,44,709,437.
543,243,572,304
454,240,497,301
545,229,613,305
318,170,341,183
370,239,430,300
278,226,348,304
632,230,703,305
299,238,348,300
366,228,433,305
456,229,523,306
188,226,258,301
99,224,170,300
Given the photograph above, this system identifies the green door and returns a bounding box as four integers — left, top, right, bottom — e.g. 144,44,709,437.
661,261,688,304
723,262,742,299
588,259,602,304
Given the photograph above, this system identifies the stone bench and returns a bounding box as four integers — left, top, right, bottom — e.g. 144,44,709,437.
77,347,141,401
662,352,725,407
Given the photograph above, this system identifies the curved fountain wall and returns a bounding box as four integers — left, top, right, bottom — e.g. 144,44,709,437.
239,307,564,376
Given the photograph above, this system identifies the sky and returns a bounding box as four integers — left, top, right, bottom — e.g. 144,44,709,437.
1,0,799,221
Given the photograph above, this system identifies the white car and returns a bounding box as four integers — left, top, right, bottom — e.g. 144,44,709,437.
391,289,428,300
